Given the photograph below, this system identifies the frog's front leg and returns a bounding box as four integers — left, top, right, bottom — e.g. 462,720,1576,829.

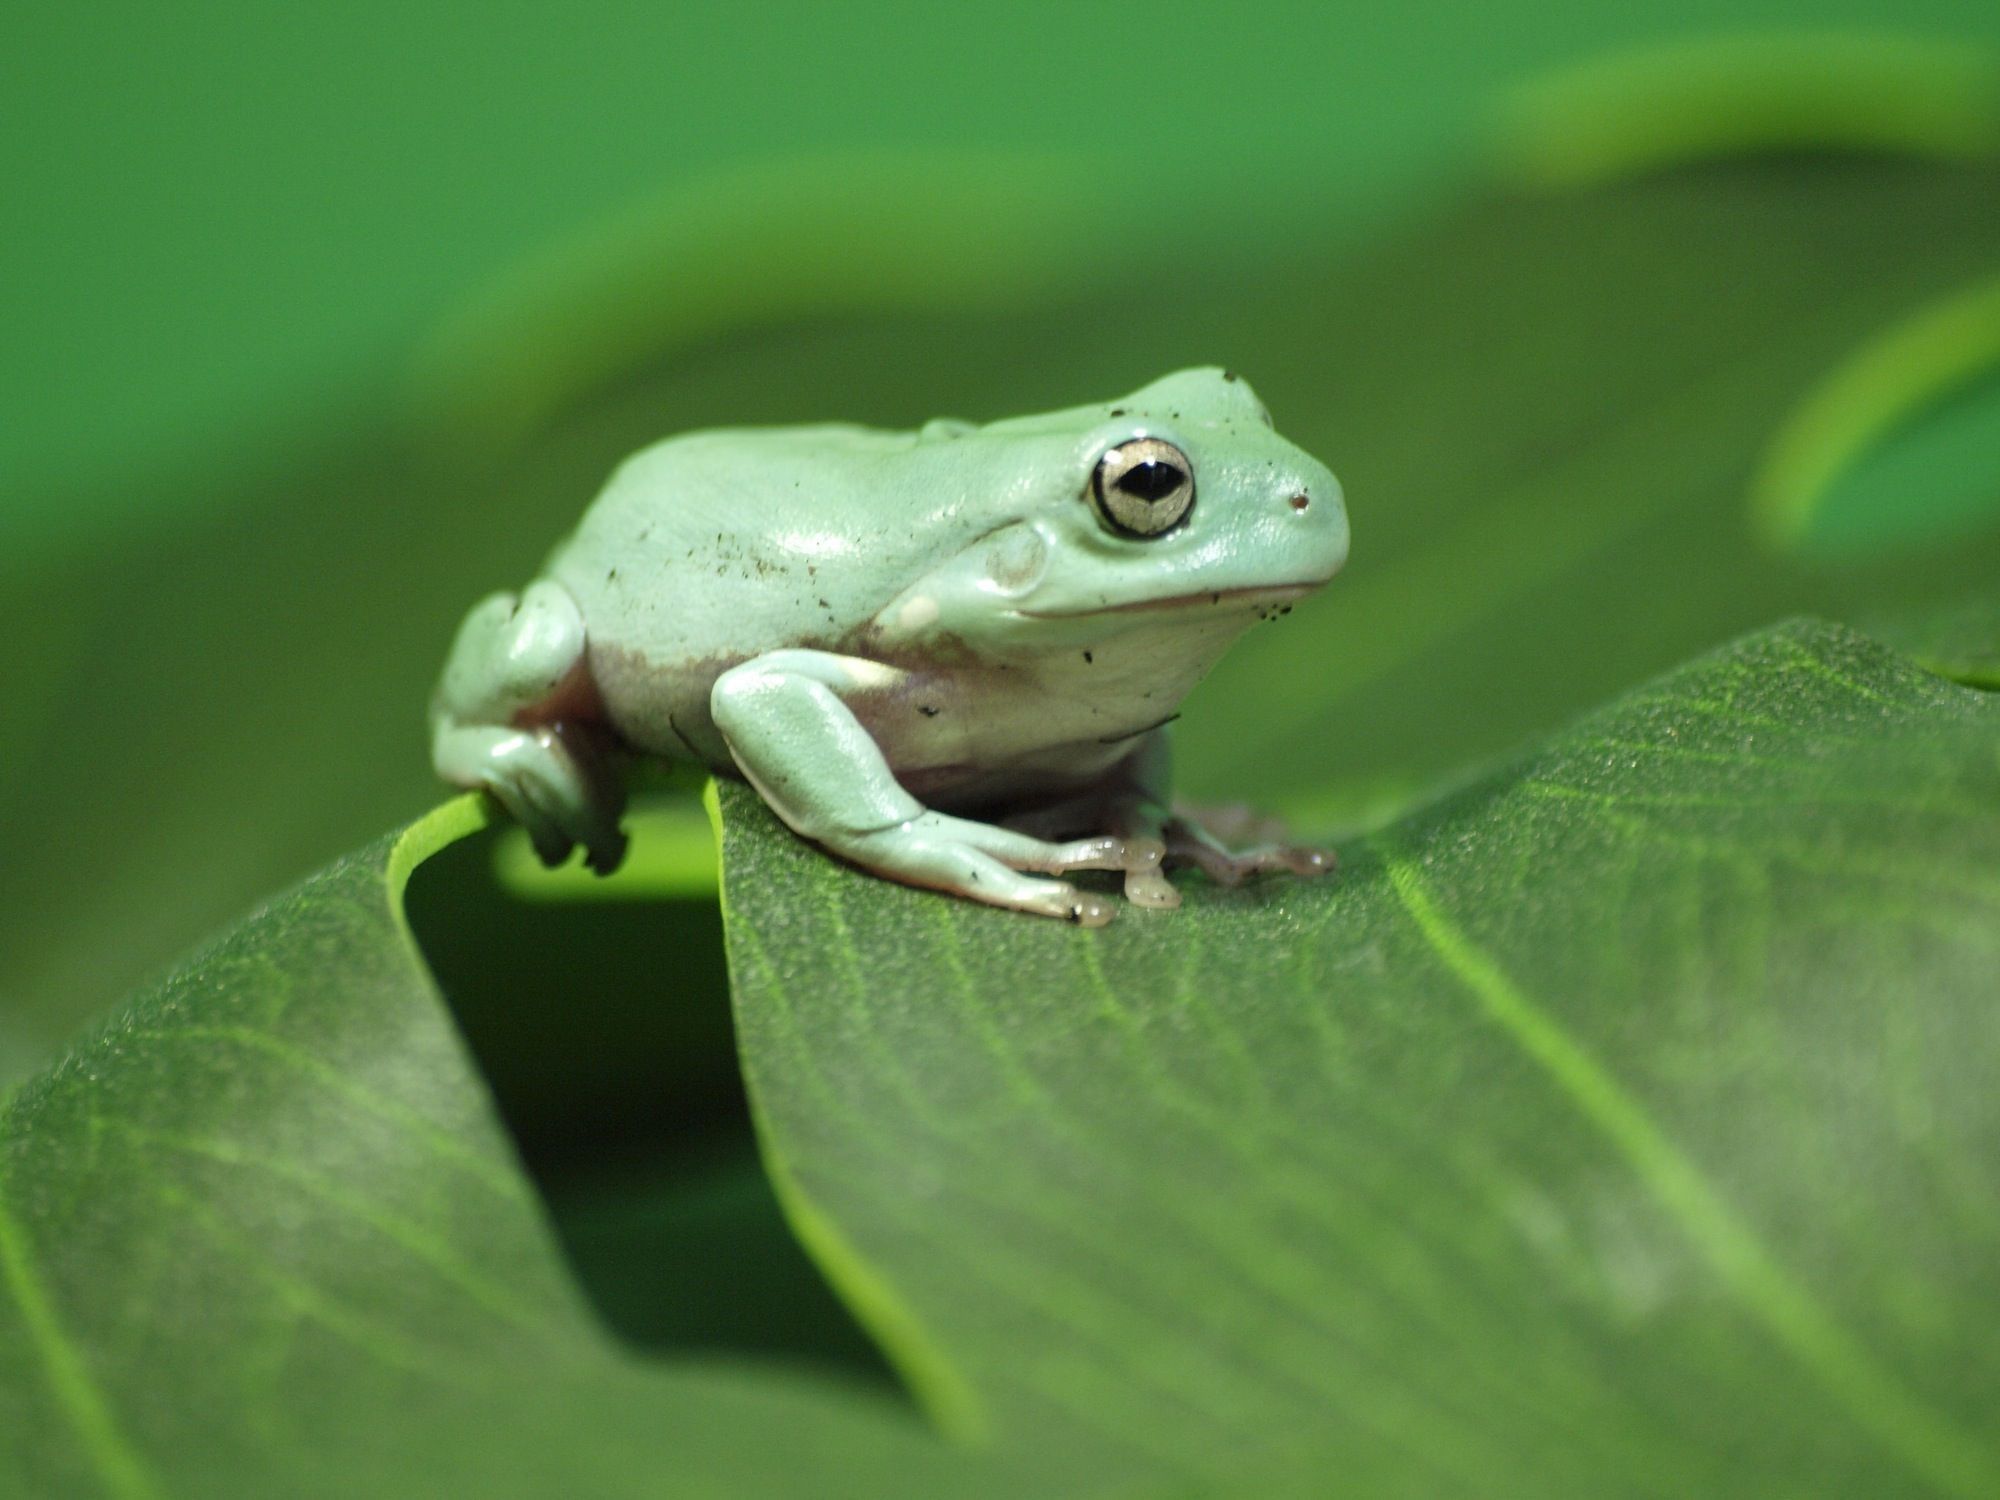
430,579,629,872
711,650,1142,925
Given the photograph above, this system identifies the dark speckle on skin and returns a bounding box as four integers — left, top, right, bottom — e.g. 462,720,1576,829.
1211,593,1221,605
918,704,940,717
606,568,619,582
1108,408,1127,418
1223,370,1238,382
1082,650,1094,664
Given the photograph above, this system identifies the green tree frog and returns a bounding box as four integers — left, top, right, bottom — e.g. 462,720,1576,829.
431,368,1348,924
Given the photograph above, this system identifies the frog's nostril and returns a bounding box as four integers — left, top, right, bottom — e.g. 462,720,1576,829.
1289,493,1311,512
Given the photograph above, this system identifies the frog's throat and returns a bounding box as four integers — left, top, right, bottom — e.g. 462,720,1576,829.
1012,580,1321,619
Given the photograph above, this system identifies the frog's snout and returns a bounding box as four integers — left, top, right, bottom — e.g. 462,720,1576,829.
1281,467,1349,583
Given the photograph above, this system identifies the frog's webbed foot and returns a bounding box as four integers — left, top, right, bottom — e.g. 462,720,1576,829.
1011,806,1173,910
1162,806,1335,887
437,722,629,872
430,580,629,872
841,812,1141,926
1007,741,1333,909
713,649,1161,924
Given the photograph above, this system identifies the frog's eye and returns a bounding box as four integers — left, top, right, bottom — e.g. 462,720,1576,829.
1091,438,1195,537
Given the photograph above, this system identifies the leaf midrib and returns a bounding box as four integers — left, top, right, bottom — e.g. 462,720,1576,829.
1384,850,2000,1500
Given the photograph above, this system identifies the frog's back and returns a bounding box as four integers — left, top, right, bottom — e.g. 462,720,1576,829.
555,427,900,641
543,423,987,762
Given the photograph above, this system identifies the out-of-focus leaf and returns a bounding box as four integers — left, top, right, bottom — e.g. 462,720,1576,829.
0,799,1062,1500
1750,272,2000,555
1798,368,2000,556
718,619,2000,1497
1492,33,2000,190
1870,595,2000,687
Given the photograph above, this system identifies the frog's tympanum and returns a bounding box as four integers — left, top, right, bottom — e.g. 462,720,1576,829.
431,368,1348,924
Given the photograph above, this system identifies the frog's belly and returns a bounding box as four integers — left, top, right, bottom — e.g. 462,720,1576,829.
588,643,1180,807
871,659,1184,805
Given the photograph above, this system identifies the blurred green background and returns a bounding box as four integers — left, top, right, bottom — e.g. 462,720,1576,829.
6,6,2000,1490
11,0,1996,545
5,1,2000,1083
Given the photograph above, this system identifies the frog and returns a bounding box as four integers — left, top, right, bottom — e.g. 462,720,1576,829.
430,367,1348,925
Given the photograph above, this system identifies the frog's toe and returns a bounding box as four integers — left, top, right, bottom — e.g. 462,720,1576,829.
1267,845,1335,877
835,820,1118,923
992,873,1115,925
1163,815,1335,886
1122,866,1182,909
437,722,628,873
1063,890,1118,927
909,815,1130,878
973,821,1176,912
1040,834,1146,875
580,827,630,875
508,786,579,867
495,752,596,868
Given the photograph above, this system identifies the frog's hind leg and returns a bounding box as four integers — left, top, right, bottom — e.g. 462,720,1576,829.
998,730,1333,908
429,578,629,872
1159,809,1334,886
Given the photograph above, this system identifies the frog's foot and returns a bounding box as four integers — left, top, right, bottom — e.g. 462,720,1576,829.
430,578,630,873
998,797,1176,911
1162,811,1334,887
434,721,629,872
840,813,1143,926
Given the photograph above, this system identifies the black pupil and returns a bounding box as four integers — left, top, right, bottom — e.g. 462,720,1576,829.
1116,459,1184,503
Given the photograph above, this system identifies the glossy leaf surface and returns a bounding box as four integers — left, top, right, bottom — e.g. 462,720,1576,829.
717,620,2000,1497
0,804,1052,1500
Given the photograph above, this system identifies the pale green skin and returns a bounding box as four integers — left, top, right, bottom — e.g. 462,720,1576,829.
431,368,1348,924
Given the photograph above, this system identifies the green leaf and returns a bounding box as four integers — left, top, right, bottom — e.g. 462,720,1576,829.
0,800,1060,1500
6,616,1994,1495
1749,272,2000,556
1870,595,2000,689
1490,33,2000,192
715,619,2000,1497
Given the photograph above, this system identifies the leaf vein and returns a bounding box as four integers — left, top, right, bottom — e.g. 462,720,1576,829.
0,1167,162,1500
1387,853,2000,1500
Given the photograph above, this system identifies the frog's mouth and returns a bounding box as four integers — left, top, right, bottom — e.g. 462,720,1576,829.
1018,581,1323,619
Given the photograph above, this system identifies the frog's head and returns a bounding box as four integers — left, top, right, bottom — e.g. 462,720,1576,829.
889,368,1346,651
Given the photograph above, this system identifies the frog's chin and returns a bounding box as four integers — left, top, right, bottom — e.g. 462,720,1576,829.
1015,580,1324,620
